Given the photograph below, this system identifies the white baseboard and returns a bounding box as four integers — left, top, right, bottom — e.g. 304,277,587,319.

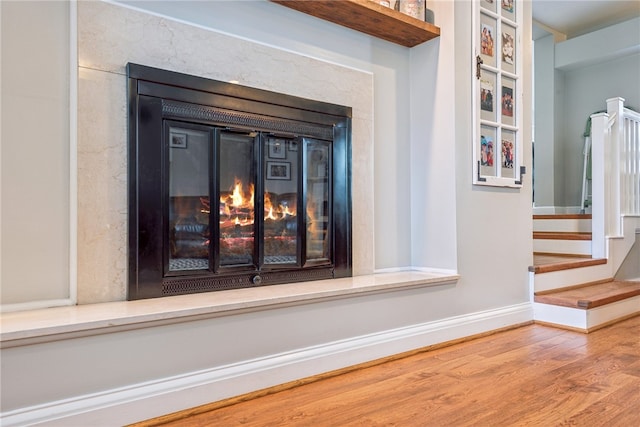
2,303,532,427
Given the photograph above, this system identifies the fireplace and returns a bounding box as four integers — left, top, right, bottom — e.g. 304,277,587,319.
127,64,352,300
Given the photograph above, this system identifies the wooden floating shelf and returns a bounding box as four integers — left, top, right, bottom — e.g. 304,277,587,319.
271,0,440,47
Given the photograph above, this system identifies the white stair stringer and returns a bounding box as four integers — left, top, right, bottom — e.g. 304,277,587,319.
609,216,640,273
533,295,640,332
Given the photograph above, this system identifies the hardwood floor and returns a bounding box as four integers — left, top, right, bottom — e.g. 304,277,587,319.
134,316,640,426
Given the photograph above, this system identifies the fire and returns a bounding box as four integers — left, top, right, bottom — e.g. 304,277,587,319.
264,190,296,220
265,206,278,220
218,179,297,232
228,179,254,208
231,183,244,207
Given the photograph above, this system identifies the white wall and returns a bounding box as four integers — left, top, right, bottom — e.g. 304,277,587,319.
0,1,71,305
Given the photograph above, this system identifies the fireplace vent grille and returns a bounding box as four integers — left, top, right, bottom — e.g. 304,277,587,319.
162,100,333,140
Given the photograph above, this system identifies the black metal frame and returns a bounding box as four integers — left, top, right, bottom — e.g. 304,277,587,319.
127,63,352,300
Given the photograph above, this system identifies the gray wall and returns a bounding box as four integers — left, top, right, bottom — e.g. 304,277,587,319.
533,18,640,209
561,52,640,207
533,34,556,207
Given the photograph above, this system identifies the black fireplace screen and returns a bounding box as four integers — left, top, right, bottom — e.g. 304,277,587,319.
127,64,352,300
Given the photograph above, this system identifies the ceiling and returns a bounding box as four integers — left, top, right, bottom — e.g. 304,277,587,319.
532,0,640,39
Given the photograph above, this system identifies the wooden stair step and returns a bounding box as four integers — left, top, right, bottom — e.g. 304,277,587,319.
534,280,640,309
533,231,592,240
533,214,592,220
529,255,607,273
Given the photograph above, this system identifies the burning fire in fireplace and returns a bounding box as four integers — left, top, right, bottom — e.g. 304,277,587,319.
198,179,300,234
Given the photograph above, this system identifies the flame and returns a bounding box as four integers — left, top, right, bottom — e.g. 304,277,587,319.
231,182,243,207
229,179,254,209
265,206,278,220
282,206,294,218
264,191,296,220
218,179,297,233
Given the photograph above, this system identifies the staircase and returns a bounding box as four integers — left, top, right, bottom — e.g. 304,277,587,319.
530,214,640,332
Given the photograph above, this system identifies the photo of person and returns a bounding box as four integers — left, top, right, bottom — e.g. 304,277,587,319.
481,135,494,167
502,32,514,65
501,86,513,117
502,0,514,13
481,79,494,112
481,23,494,57
502,140,514,168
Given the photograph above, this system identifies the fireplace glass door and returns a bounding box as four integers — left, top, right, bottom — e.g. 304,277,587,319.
166,124,333,277
218,131,256,268
168,124,211,272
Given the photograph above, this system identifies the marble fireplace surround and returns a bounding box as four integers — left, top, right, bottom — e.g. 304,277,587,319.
76,0,377,304
75,1,456,306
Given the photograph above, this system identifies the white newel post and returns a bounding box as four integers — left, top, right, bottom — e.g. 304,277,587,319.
590,112,608,259
607,97,625,236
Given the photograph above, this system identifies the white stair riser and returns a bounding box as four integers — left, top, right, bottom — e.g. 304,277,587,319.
533,219,591,233
533,239,592,256
586,297,640,329
533,296,640,331
532,262,612,293
533,303,587,330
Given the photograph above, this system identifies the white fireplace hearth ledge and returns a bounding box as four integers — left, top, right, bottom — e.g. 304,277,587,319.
0,271,459,348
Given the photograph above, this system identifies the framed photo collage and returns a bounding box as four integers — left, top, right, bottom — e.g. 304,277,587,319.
473,0,524,187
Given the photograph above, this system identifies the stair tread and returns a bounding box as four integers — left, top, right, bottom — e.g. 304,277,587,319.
534,280,640,309
533,214,592,220
533,231,592,240
529,255,606,273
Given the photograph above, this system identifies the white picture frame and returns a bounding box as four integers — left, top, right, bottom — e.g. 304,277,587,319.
472,0,524,188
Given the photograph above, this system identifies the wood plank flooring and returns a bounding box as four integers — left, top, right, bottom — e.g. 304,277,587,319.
133,315,640,426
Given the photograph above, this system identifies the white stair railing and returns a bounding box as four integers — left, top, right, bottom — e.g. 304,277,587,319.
590,97,640,259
